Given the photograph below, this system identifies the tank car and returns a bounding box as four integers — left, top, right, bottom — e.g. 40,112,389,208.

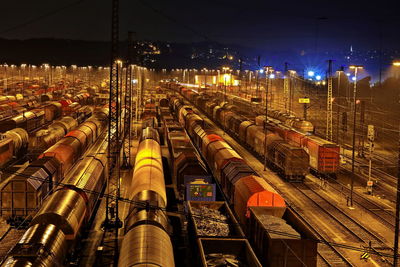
0,128,29,168
39,109,108,177
33,116,78,151
0,109,109,224
119,127,175,267
1,138,108,266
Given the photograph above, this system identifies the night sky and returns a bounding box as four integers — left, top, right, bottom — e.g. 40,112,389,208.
1,0,399,49
1,0,400,77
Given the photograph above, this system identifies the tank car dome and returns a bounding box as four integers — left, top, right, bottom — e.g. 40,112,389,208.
292,120,314,132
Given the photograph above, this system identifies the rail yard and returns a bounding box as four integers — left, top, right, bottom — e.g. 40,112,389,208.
0,63,397,267
2,0,400,265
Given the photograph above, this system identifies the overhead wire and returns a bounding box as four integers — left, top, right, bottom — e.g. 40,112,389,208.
0,0,85,35
0,157,397,260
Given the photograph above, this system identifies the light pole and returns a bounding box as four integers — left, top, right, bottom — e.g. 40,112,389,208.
202,68,208,92
336,66,344,144
71,65,77,87
263,66,273,171
393,60,400,267
222,66,230,103
349,65,363,208
4,64,8,94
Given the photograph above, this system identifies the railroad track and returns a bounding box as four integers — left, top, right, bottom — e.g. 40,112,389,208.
289,207,353,267
294,182,393,265
325,176,395,229
340,166,396,203
370,167,397,188
177,98,355,266
0,226,25,263
176,91,397,266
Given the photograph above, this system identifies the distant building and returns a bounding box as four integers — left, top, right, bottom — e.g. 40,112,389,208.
194,74,240,86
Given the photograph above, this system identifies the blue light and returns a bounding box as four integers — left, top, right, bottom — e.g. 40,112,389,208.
346,73,351,76
269,73,275,79
259,69,264,73
352,76,356,81
316,75,321,80
307,71,315,77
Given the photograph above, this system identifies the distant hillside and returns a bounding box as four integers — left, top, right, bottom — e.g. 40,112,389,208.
0,38,111,66
0,38,251,68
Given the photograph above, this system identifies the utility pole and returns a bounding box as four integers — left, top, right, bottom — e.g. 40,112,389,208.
336,66,344,144
393,60,400,267
264,66,272,171
284,62,289,113
326,59,333,141
394,120,400,267
256,56,261,98
238,58,242,94
349,65,363,207
359,101,366,158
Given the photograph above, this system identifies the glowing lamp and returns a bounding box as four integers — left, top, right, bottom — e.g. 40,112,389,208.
349,65,363,69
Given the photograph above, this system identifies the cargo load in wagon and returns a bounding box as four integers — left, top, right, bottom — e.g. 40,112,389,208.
188,201,245,239
247,206,318,267
197,238,262,267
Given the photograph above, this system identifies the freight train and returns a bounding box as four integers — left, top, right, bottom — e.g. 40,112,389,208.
119,127,175,267
171,83,340,178
32,106,94,152
0,135,109,266
32,117,78,152
172,91,310,182
212,90,339,177
226,93,315,133
170,97,286,223
158,99,209,197
0,93,93,133
0,107,109,225
169,94,318,266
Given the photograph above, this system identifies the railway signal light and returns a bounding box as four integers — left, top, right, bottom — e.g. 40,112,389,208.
367,125,375,142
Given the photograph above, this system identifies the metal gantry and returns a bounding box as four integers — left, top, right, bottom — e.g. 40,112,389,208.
326,59,333,141
283,62,290,113
122,32,134,168
102,0,122,265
